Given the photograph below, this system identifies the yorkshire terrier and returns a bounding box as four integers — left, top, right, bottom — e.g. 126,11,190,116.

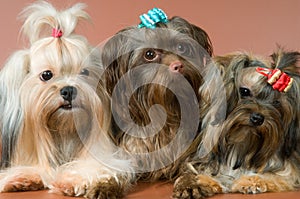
173,49,300,198
0,1,133,198
98,7,216,183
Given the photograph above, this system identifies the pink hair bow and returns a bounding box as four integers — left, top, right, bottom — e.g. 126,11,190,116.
52,28,63,38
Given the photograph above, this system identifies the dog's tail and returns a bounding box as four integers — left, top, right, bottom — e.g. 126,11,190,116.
19,0,90,44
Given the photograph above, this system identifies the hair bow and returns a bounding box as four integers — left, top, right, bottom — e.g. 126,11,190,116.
256,67,293,92
138,8,168,29
52,28,63,38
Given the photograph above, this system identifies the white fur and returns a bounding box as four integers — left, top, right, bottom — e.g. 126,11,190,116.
0,1,133,197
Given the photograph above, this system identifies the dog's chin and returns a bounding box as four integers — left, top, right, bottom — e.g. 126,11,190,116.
47,104,91,135
58,101,82,111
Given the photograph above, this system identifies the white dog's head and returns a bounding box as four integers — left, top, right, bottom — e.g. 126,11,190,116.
0,1,113,169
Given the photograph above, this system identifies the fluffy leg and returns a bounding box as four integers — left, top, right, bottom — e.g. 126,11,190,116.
173,173,224,199
231,174,296,194
0,166,47,192
50,171,88,196
85,175,128,199
50,159,132,197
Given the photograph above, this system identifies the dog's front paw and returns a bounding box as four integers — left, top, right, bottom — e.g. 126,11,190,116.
231,175,267,194
85,177,124,199
0,173,44,192
173,173,223,199
50,173,87,196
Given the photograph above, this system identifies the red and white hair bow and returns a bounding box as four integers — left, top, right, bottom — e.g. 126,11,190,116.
256,67,293,92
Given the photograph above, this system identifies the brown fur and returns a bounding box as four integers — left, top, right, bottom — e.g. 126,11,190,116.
174,49,300,198
100,16,214,182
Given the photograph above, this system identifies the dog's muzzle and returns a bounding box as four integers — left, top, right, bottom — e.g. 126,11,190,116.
60,86,77,103
250,112,264,126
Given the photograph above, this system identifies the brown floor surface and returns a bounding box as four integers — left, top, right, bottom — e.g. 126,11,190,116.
0,182,299,199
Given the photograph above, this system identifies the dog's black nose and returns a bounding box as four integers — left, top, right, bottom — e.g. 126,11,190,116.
250,112,264,126
60,86,77,102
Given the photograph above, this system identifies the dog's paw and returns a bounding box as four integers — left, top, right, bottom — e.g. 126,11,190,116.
50,173,87,196
173,173,223,199
0,173,44,192
231,175,267,194
85,177,124,199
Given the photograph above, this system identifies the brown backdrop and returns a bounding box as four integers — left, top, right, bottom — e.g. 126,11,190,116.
0,0,299,67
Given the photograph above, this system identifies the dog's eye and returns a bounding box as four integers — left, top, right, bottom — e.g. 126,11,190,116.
40,70,53,81
144,49,158,61
176,43,191,56
273,100,281,107
176,43,187,54
239,87,251,97
80,68,89,76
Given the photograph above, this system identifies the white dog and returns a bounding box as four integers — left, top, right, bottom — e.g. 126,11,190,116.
0,1,133,198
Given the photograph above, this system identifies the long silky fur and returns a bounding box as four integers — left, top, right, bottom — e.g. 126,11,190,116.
0,50,29,168
211,50,300,176
101,16,214,181
174,49,300,198
0,1,133,197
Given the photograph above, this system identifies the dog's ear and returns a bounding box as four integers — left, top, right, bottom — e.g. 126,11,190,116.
213,54,237,69
101,28,135,95
0,50,30,168
215,54,248,113
0,50,30,99
19,1,90,44
269,48,300,159
270,48,300,76
280,73,300,159
167,17,213,56
187,21,213,57
214,53,256,77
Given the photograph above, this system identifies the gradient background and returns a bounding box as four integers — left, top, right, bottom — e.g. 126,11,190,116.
0,0,299,67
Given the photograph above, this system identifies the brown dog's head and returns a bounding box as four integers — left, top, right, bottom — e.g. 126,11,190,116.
212,50,300,171
101,14,213,133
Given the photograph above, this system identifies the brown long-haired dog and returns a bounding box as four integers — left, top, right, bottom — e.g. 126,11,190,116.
99,8,216,182
0,1,133,198
173,49,300,198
